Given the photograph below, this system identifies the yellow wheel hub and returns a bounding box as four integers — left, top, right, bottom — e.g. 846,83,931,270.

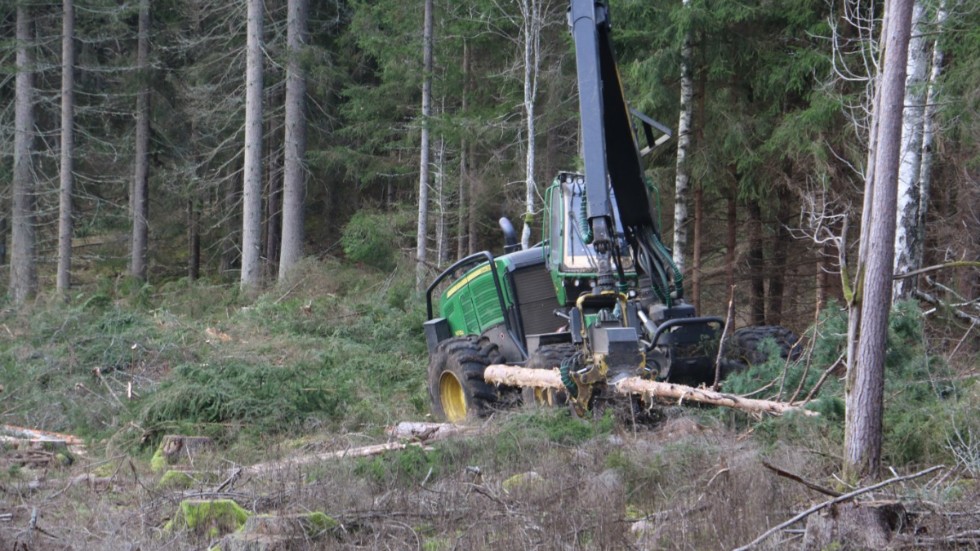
439,371,468,423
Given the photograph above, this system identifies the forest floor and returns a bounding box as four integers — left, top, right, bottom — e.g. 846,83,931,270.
0,260,977,550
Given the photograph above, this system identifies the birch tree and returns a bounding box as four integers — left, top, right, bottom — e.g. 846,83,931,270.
57,0,76,296
10,4,37,305
241,0,265,291
845,0,915,481
415,0,433,291
131,0,150,280
893,0,931,299
672,0,694,273
278,0,309,282
519,0,544,251
915,0,948,272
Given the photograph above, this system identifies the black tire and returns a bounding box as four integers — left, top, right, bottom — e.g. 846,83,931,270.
428,336,502,423
521,343,577,408
720,325,802,376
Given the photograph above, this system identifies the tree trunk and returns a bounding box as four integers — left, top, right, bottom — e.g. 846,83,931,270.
435,137,448,267
520,0,542,251
57,0,76,297
278,0,309,282
241,0,264,292
130,0,150,281
726,176,737,290
264,119,282,279
457,42,470,261
220,178,239,277
846,0,914,481
415,0,434,291
692,183,703,312
672,0,694,273
187,199,200,281
915,0,947,276
483,365,817,417
747,200,766,325
892,0,930,299
767,187,792,325
10,4,37,305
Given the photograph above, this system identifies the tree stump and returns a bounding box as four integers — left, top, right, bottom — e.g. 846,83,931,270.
151,435,214,472
803,501,907,550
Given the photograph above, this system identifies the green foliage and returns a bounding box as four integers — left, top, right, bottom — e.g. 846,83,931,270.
354,444,442,488
341,209,413,271
138,359,350,437
720,301,971,467
500,409,616,447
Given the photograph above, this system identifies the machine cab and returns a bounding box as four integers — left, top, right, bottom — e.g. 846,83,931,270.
544,172,636,305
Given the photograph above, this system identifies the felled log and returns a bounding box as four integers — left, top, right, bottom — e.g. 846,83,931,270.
385,422,477,443
245,442,432,475
483,365,817,417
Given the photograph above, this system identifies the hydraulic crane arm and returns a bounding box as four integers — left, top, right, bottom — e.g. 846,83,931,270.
568,0,683,304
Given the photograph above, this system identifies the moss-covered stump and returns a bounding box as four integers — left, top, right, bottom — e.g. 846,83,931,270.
216,512,339,551
157,469,224,490
151,435,215,472
166,498,250,538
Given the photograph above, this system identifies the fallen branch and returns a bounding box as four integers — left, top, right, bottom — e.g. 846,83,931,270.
761,461,840,497
484,365,817,417
732,465,944,551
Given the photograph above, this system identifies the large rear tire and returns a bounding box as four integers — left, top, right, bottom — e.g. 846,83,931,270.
428,336,502,423
521,343,577,407
720,325,801,376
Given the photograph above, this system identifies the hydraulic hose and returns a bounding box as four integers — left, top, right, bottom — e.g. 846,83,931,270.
559,355,580,399
578,195,593,244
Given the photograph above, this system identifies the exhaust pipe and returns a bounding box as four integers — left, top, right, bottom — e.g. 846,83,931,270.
499,217,520,253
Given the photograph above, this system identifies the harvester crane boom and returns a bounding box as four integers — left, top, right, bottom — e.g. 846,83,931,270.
568,0,682,303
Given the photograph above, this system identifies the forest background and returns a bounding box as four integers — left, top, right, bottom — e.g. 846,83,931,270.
0,0,978,547
0,0,976,320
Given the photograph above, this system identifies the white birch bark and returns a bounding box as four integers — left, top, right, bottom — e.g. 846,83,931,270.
416,0,434,291
915,0,947,274
892,0,930,298
278,0,309,283
57,0,75,296
241,0,264,291
672,0,694,272
519,0,542,251
10,5,37,304
435,137,448,267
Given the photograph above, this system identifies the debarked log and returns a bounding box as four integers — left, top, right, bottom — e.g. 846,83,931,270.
483,365,817,417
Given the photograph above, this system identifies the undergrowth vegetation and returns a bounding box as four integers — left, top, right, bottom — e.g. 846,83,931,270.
719,300,978,470
0,258,977,549
0,258,429,452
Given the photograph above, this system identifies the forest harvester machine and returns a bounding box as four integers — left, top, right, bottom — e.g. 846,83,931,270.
423,0,797,422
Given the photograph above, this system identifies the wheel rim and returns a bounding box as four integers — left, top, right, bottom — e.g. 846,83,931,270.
439,371,468,422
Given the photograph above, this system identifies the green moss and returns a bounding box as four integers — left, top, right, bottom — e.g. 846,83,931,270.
167,499,250,536
502,471,545,493
150,448,167,473
303,511,339,535
158,470,196,490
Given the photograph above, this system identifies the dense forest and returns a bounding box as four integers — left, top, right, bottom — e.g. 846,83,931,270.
0,0,975,326
0,1,978,547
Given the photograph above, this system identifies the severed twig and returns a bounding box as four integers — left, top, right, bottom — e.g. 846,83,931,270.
733,465,944,551
713,285,736,391
761,461,841,497
799,352,846,406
